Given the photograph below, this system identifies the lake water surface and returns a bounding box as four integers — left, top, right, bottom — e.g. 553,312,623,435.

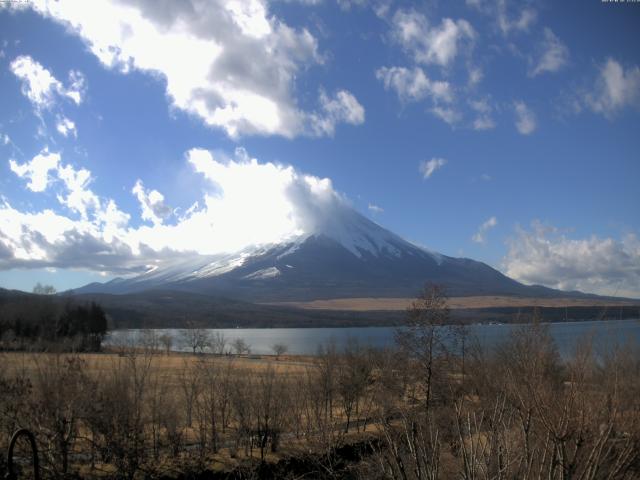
106,319,640,356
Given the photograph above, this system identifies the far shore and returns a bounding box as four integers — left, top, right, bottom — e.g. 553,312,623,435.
264,295,640,311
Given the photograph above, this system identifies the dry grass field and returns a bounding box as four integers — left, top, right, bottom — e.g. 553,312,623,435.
266,295,639,311
0,348,379,478
0,350,314,381
1,305,639,479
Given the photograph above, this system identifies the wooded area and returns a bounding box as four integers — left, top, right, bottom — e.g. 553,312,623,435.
0,291,108,351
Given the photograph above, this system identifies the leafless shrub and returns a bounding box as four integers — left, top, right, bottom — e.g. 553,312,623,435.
158,333,173,355
180,325,211,354
29,354,88,476
396,284,464,413
337,340,373,433
84,352,153,480
194,355,222,454
210,331,227,355
178,358,200,428
272,343,288,359
232,338,251,355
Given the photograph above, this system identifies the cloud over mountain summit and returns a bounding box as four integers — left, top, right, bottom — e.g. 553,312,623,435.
1,146,356,274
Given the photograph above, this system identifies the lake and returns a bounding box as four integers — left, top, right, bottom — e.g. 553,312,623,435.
105,318,640,357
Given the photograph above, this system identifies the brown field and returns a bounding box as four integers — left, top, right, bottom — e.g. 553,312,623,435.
0,350,314,381
0,349,369,477
1,318,639,480
266,295,638,311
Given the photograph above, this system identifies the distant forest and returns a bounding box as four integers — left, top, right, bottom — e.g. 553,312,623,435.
2,286,640,334
46,287,638,330
0,287,108,351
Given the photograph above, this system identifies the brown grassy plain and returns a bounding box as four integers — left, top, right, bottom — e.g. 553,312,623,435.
0,349,378,478
1,311,639,479
0,350,314,383
267,295,638,311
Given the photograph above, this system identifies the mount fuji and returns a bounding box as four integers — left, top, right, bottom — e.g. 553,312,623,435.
74,204,589,303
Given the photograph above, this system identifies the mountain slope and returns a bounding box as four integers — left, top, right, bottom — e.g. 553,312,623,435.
73,206,606,302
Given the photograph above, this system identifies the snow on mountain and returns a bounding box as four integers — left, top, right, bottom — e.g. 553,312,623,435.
73,204,575,301
243,267,281,280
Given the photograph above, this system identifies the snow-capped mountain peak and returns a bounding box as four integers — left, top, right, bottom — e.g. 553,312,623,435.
74,203,547,302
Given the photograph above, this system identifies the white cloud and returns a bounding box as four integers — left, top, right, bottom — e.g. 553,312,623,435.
22,0,362,138
0,201,139,273
1,134,10,146
392,10,475,67
473,116,495,130
10,55,84,110
469,97,495,130
419,157,447,179
309,90,365,137
65,70,87,105
530,28,569,76
381,10,482,127
368,203,383,214
472,216,497,244
468,67,483,87
56,163,100,220
1,146,366,273
503,222,640,298
10,55,63,110
466,0,536,35
376,66,453,103
585,58,640,117
132,180,172,226
9,148,105,221
1,150,133,271
513,100,536,134
498,7,536,35
336,0,368,11
431,106,461,125
55,116,77,137
9,150,60,192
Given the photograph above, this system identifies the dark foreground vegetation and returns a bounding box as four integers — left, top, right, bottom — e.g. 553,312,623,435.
0,288,108,352
0,286,639,479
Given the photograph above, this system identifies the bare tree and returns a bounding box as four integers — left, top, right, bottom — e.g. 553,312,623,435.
210,331,227,355
396,283,460,413
231,338,251,356
229,374,254,457
337,340,372,433
140,329,160,353
217,357,235,434
252,366,290,459
180,325,211,354
30,354,87,476
158,333,173,355
271,342,288,359
147,365,169,460
194,356,222,454
84,351,154,480
178,359,200,427
316,340,338,424
33,282,57,295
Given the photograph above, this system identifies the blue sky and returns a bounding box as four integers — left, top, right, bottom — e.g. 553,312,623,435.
0,0,639,297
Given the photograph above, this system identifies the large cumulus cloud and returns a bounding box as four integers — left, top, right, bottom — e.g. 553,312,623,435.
0,146,353,274
16,0,364,138
503,222,640,298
